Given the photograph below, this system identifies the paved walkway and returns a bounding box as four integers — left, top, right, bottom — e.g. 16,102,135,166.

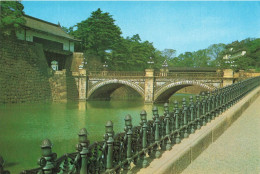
182,95,260,174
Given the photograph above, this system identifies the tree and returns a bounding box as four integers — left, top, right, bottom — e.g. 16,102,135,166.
161,49,176,67
193,49,211,67
73,8,122,65
176,52,194,67
109,34,160,71
61,26,74,34
161,49,176,60
0,1,25,36
207,43,225,66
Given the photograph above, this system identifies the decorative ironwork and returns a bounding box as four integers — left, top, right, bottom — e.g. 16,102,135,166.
19,76,260,173
0,156,10,174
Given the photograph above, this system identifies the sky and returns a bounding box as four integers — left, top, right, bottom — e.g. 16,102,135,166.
22,1,260,55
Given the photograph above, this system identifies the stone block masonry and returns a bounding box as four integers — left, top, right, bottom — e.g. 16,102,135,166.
49,69,79,101
49,70,67,101
0,36,52,103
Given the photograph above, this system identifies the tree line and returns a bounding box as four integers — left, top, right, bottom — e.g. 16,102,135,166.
63,8,260,72
1,2,259,72
63,8,227,71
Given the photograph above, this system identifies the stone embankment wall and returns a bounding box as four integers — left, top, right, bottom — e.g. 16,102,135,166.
49,70,67,101
0,36,52,103
48,53,79,101
0,36,79,103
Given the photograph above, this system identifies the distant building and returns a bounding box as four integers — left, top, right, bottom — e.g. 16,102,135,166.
15,15,80,70
223,48,246,67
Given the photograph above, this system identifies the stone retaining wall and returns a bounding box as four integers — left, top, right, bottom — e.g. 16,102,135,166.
0,36,79,103
49,70,67,101
0,36,52,103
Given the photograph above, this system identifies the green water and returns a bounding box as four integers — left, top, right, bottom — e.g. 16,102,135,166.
0,94,194,173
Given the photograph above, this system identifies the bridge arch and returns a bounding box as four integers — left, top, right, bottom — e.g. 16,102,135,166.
87,79,145,100
154,80,216,103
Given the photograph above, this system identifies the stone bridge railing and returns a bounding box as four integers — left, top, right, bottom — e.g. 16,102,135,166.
88,71,145,77
87,71,223,79
155,72,223,79
1,77,259,173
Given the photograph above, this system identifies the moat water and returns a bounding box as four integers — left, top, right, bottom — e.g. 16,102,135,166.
0,94,194,173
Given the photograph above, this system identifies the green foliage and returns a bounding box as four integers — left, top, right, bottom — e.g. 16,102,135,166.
71,9,163,71
0,1,25,36
72,8,122,65
68,8,259,72
61,26,73,34
109,34,163,71
166,43,225,68
219,38,260,71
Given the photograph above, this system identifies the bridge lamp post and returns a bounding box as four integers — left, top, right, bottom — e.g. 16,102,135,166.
102,61,109,76
162,60,168,69
147,57,154,69
83,58,88,69
162,60,168,76
103,61,108,70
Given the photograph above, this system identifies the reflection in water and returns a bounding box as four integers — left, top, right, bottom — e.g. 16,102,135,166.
86,99,143,109
78,101,87,111
0,94,193,173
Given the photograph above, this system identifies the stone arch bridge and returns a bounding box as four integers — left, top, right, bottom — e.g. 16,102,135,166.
75,69,234,103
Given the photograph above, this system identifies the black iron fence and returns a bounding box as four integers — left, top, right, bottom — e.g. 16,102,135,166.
1,76,260,174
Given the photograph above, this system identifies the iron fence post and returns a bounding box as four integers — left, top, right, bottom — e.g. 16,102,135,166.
189,96,195,133
153,106,161,158
182,98,189,138
78,128,89,174
207,91,211,122
140,110,148,168
174,101,181,144
202,92,206,126
196,95,201,129
105,121,114,171
165,112,172,150
124,114,133,172
40,139,56,174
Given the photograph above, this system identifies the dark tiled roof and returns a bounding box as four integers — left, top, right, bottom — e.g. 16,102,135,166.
22,15,80,41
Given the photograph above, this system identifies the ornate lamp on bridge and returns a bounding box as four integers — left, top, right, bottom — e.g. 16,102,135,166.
103,61,108,70
162,60,168,69
102,61,109,76
161,60,169,76
147,57,154,69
